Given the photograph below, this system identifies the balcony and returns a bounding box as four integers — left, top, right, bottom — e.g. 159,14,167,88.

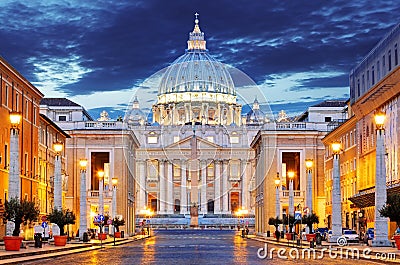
280,190,304,197
87,190,113,198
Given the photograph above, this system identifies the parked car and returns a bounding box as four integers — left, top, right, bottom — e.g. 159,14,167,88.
343,229,359,242
366,228,374,240
316,227,329,240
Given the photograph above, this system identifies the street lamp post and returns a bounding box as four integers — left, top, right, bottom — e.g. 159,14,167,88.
235,207,248,236
79,159,88,240
305,159,313,215
329,141,342,243
53,141,63,210
275,174,281,233
372,111,391,246
112,177,118,246
146,208,154,237
9,111,22,200
274,173,281,218
140,207,153,237
288,171,295,219
98,171,104,215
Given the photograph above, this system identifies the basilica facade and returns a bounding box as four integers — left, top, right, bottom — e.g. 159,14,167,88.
127,17,263,224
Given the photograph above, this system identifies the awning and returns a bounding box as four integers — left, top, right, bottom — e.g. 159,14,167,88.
349,181,400,208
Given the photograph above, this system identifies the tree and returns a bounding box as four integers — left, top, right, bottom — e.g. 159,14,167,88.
47,208,76,236
3,197,39,236
287,214,296,233
302,213,319,234
112,217,125,232
379,193,400,227
268,216,282,231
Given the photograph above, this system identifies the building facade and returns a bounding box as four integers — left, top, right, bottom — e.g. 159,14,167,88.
0,56,48,239
251,101,347,235
323,22,400,237
40,99,139,235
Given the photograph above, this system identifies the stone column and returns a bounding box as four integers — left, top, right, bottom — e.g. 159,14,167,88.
306,167,313,214
214,160,221,214
159,160,166,213
167,161,174,214
289,178,294,216
372,126,391,246
243,160,251,210
200,160,207,214
99,176,104,215
180,161,188,214
329,152,342,242
240,160,246,208
79,168,87,239
54,155,63,210
222,160,229,213
9,127,20,200
138,160,146,211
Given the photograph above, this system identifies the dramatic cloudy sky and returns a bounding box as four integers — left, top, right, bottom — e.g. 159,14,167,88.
0,0,399,118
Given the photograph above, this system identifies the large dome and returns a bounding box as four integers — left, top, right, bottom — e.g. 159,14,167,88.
158,52,235,96
157,16,236,105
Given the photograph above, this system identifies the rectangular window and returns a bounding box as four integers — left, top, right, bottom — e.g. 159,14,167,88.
24,153,28,175
229,161,240,180
230,136,239,144
173,165,180,181
33,157,36,178
377,61,380,80
148,136,158,144
357,79,360,96
325,117,332,122
371,66,375,84
33,107,37,125
148,160,159,179
362,74,365,92
5,85,8,107
58,115,67,121
15,93,18,112
383,55,386,73
206,136,214,143
25,100,29,118
366,70,369,87
388,50,392,71
4,144,7,169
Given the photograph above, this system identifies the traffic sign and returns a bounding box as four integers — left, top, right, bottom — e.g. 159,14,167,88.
295,211,302,220
98,214,105,222
41,216,47,222
146,219,150,224
41,221,48,228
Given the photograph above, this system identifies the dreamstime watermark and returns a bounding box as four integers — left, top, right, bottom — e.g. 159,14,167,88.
256,243,396,261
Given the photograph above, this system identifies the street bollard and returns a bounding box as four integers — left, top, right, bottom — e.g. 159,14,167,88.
34,233,42,248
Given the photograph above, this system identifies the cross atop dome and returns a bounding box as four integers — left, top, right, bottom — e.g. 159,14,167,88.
187,13,206,51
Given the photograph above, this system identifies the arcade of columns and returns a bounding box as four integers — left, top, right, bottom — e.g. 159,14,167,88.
136,158,253,215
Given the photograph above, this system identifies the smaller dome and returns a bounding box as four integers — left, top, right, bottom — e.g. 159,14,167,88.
124,97,147,125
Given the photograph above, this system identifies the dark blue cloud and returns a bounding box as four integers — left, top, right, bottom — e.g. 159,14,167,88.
0,0,398,114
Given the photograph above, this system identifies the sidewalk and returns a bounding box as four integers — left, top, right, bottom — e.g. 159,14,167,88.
0,234,150,265
248,234,400,264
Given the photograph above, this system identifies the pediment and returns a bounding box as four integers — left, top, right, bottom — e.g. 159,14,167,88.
165,136,221,150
